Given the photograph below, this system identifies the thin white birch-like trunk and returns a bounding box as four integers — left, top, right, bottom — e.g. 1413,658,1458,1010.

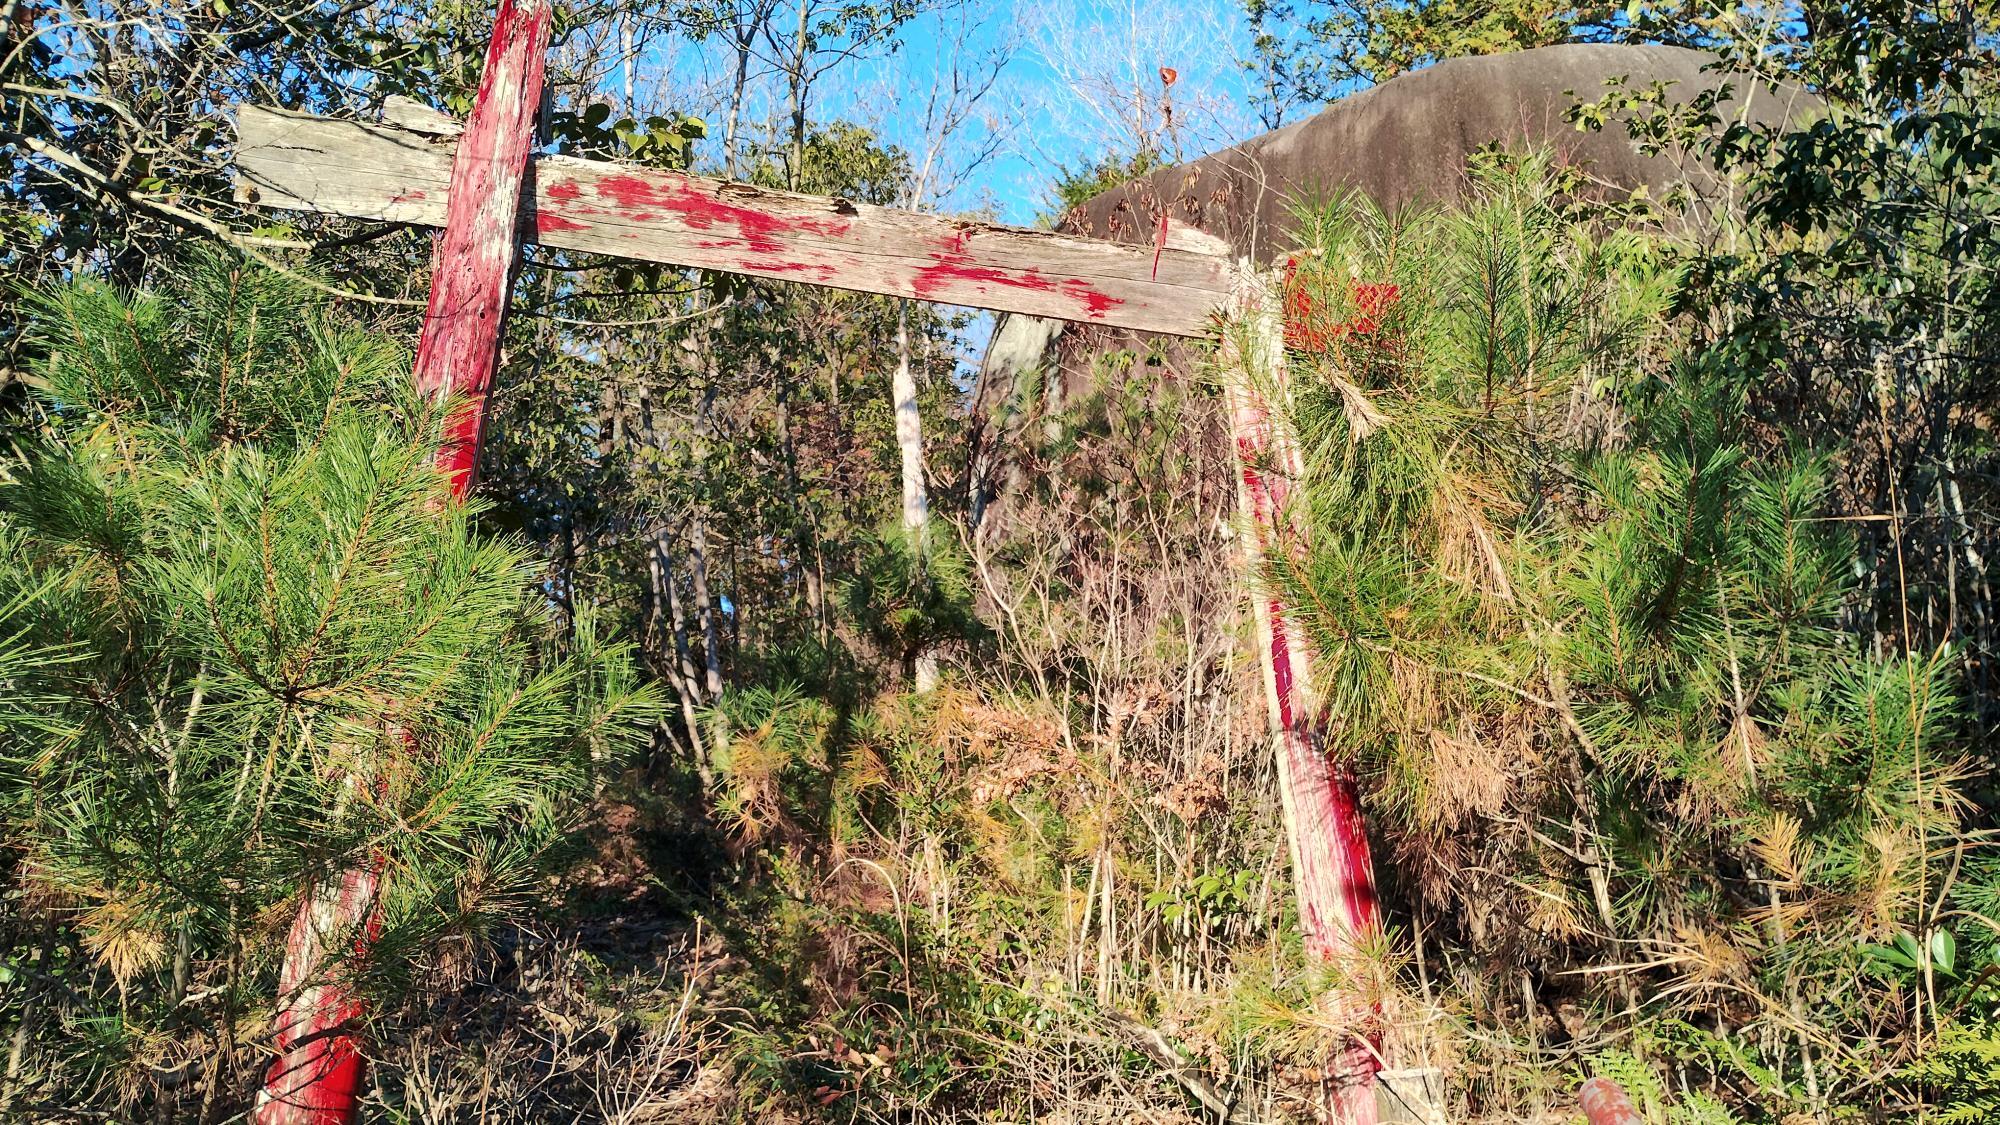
894,302,929,533
892,300,940,690
690,515,724,698
649,531,710,779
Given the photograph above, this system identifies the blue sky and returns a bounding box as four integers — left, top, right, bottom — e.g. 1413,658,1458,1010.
579,0,1318,368
640,0,1287,225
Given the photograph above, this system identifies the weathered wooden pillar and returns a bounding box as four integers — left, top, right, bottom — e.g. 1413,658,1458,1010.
253,2,550,1120
409,0,552,498
1579,1077,1645,1125
1219,261,1385,1124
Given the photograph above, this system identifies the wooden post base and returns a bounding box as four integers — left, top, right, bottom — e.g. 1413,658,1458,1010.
1375,1067,1446,1125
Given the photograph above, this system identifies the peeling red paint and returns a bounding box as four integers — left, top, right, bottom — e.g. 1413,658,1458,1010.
589,174,850,253
1580,1079,1644,1125
1282,256,1401,353
909,258,1039,300
389,190,427,204
910,249,1125,319
591,174,655,211
1064,281,1124,316
536,212,590,233
258,2,553,1121
546,179,581,203
1224,288,1383,1122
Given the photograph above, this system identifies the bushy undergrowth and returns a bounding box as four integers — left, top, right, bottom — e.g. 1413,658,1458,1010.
0,171,1989,1125
637,157,1984,1124
1263,154,1970,1118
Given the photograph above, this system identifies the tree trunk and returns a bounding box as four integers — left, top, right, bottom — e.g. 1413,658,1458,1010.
892,300,939,690
1579,1078,1644,1125
650,531,712,781
637,372,712,773
690,514,725,698
894,302,929,534
773,372,827,633
619,12,633,111
784,0,809,191
689,352,726,700
723,3,755,179
254,863,383,1124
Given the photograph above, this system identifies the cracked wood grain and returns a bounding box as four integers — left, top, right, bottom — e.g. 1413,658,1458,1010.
234,104,1234,338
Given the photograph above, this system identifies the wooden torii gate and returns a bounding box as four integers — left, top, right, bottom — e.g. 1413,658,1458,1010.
231,2,1386,1120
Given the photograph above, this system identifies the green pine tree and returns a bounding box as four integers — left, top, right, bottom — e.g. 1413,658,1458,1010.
0,255,661,1114
1263,153,1964,1116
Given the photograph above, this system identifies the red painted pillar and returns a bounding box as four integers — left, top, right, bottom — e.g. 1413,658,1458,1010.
411,0,553,501
1223,267,1385,1124
1579,1078,1645,1125
254,2,550,1120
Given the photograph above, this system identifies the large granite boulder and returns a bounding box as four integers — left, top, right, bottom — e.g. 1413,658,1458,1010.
1057,43,1811,260
967,44,1814,538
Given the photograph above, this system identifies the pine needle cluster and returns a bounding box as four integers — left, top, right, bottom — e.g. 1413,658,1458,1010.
0,255,660,1109
1264,153,1966,1114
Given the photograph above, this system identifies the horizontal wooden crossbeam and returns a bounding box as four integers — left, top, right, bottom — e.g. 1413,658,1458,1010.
233,105,1234,337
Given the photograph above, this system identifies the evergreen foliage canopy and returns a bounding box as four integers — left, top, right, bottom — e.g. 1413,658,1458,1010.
1263,157,1964,1111
0,256,661,1097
